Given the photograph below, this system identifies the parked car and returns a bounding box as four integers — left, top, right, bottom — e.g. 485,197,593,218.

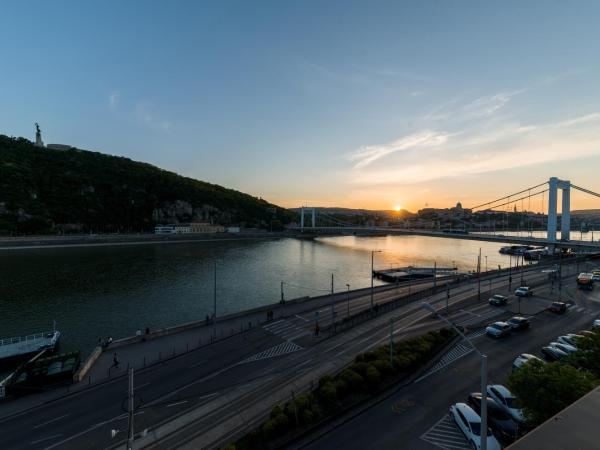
487,385,525,423
515,287,533,297
507,316,530,331
549,341,577,354
542,345,569,361
558,334,583,347
489,294,508,306
449,403,502,450
512,353,544,371
579,330,596,337
593,319,600,329
548,302,567,314
592,272,600,282
486,322,512,338
467,393,520,444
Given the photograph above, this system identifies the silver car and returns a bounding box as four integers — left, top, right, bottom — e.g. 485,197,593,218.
486,321,511,338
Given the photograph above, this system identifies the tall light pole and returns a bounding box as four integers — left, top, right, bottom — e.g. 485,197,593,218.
127,367,134,450
371,250,382,309
213,260,217,340
422,302,488,450
346,283,351,318
330,273,335,329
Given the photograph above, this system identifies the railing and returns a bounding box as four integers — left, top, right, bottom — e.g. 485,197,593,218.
0,332,52,347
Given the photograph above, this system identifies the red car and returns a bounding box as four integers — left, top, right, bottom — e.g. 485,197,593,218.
548,302,567,314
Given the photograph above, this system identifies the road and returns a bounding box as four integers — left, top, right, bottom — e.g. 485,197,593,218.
0,260,583,449
302,268,600,450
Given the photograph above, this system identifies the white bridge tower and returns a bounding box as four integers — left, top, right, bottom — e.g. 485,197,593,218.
300,207,316,228
547,177,570,242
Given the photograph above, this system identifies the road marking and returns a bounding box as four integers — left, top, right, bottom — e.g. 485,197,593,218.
262,319,309,341
166,400,189,408
420,414,471,450
34,414,69,429
125,381,151,393
241,341,304,363
198,392,220,400
295,314,309,322
30,434,63,445
189,359,207,369
414,343,474,383
42,413,127,450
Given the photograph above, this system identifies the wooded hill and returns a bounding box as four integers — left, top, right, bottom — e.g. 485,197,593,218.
0,135,294,234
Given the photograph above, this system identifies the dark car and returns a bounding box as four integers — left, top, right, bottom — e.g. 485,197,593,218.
541,345,568,362
507,316,530,331
489,294,508,306
467,393,520,444
548,302,567,314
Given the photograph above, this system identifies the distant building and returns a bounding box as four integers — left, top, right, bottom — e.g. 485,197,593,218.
47,144,73,151
154,223,225,234
154,225,175,234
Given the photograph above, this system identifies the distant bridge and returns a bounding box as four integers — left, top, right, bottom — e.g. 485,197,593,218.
294,177,600,251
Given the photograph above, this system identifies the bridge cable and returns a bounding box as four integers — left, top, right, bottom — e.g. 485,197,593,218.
470,181,547,210
472,189,548,212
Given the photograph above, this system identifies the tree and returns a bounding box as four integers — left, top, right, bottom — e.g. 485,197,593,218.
567,330,600,377
507,360,599,426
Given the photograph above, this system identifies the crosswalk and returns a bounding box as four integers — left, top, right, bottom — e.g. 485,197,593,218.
241,341,303,364
568,305,600,316
414,343,474,383
457,308,504,327
420,414,471,450
262,319,310,341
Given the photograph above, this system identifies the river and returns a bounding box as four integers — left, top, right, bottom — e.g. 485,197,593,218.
0,234,554,355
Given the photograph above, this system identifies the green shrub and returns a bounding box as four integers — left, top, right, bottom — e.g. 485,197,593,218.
354,353,365,363
334,378,348,398
270,404,283,419
222,444,236,450
274,412,289,430
262,419,277,440
294,393,312,412
372,359,392,376
319,382,338,403
365,365,381,388
340,369,365,392
350,362,370,378
301,408,315,425
318,374,334,388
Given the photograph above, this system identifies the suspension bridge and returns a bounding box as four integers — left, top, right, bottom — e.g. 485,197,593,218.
293,177,600,251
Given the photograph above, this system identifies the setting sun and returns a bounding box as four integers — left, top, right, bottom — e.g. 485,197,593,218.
393,205,402,212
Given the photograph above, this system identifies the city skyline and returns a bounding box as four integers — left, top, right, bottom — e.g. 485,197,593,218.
2,1,600,212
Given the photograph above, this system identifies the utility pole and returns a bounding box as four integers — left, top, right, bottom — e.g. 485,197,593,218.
213,261,217,340
370,251,381,309
508,255,512,292
330,273,335,329
389,318,394,367
477,248,481,301
433,261,437,290
127,367,134,450
446,283,450,314
346,284,350,318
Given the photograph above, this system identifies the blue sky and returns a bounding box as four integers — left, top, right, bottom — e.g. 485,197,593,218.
2,1,600,211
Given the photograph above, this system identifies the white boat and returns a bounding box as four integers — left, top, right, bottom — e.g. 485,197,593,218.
0,323,60,366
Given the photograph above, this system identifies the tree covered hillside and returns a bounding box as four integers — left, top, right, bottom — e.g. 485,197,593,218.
0,135,295,234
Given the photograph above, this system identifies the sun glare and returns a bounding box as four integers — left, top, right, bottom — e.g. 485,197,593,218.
393,205,402,212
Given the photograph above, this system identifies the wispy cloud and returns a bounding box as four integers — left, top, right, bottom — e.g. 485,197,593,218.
348,108,600,185
134,102,172,133
349,131,452,168
109,91,120,109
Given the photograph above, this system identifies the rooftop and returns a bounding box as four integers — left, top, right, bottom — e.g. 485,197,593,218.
507,386,600,450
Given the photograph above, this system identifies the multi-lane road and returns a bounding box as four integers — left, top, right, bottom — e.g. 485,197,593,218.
0,259,590,449
302,268,600,450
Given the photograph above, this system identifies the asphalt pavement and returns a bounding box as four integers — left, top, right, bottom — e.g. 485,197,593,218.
301,272,600,450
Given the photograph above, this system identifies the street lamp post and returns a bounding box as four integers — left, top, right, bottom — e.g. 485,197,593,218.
371,250,382,309
422,302,488,450
346,283,351,318
213,261,217,340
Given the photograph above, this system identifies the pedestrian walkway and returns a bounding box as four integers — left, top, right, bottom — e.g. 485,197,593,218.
420,414,471,450
568,304,600,316
262,319,310,342
457,308,504,327
241,341,303,364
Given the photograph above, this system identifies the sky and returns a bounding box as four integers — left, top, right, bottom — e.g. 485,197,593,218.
2,0,600,212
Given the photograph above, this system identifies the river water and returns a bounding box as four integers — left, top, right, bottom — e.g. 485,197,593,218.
0,234,562,355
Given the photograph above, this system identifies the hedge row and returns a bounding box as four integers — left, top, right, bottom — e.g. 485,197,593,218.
228,327,455,450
